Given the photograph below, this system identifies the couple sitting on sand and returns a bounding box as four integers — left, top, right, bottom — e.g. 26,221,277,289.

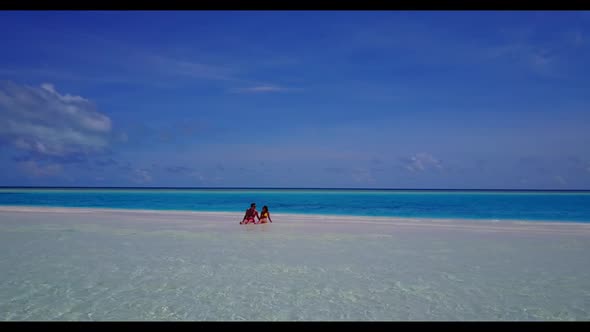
240,203,273,224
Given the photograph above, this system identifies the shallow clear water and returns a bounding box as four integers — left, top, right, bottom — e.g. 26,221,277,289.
0,210,589,321
1,188,590,222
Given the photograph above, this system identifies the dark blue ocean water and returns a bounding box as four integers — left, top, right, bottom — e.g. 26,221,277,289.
1,188,590,223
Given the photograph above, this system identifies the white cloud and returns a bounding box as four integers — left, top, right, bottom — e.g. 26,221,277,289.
566,156,590,174
189,171,205,181
568,30,585,47
132,169,152,184
0,81,112,156
117,132,129,143
530,52,552,68
351,168,376,185
231,85,293,94
486,43,555,70
554,175,566,185
134,54,298,95
147,55,237,82
18,160,62,177
403,153,443,172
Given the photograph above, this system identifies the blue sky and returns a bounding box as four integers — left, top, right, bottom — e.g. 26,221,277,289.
0,11,589,189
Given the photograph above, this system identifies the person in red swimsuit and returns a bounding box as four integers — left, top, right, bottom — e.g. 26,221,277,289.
240,203,260,224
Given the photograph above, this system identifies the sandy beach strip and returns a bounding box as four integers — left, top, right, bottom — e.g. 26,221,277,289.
1,205,589,237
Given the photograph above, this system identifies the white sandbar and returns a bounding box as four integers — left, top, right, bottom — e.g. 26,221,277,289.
1,206,589,321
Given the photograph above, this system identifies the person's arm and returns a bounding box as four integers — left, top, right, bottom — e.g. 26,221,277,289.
239,210,245,223
268,212,272,223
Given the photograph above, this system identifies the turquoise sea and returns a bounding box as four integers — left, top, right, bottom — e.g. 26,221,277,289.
1,188,590,320
1,188,590,222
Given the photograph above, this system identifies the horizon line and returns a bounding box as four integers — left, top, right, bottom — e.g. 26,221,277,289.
0,186,589,192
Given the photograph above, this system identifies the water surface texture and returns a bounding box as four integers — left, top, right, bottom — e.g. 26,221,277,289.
1,188,590,222
0,208,589,321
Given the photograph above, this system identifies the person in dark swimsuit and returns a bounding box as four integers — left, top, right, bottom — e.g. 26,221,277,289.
240,203,260,224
